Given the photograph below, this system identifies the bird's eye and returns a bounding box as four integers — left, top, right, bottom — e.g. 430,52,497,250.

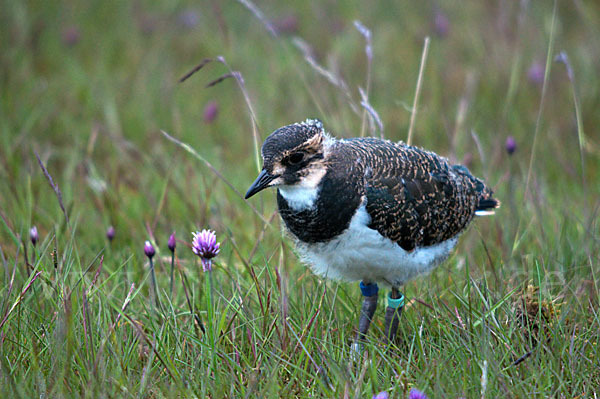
288,152,305,165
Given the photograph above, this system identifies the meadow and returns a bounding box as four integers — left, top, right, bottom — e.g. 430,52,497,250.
1,0,599,397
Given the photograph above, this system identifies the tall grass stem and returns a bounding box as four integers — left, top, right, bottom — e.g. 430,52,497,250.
407,36,430,146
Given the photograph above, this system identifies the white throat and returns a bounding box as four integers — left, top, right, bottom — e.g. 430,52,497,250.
278,185,320,211
278,162,328,211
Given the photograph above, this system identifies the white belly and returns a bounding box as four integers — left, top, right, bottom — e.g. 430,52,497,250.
295,205,458,287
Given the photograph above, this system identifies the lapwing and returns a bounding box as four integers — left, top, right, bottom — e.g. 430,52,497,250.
245,119,499,346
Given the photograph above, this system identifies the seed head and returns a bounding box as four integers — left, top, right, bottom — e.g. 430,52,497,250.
191,229,220,272
144,241,155,259
30,226,39,246
168,232,176,253
554,51,574,82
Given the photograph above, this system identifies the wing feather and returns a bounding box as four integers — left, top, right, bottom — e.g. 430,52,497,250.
344,138,483,251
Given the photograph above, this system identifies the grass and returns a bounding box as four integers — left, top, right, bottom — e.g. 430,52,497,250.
1,0,599,397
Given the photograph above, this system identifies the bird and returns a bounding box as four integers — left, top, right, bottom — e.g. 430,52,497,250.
245,119,499,346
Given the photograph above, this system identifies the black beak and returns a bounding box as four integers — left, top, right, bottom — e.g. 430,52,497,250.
245,169,277,199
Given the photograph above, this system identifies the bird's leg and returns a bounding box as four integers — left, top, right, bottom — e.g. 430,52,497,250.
384,287,404,343
356,281,379,342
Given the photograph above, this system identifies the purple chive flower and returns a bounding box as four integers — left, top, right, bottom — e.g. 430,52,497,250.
61,26,81,47
192,229,220,272
408,388,428,399
177,9,199,29
144,241,155,258
107,226,115,242
30,226,39,246
434,11,450,38
203,101,219,124
168,232,176,253
527,61,544,86
372,392,389,399
505,136,517,155
168,232,177,298
461,152,473,168
138,14,158,35
273,15,299,35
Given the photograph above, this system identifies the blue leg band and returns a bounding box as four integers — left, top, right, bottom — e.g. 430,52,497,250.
387,293,405,309
359,282,379,297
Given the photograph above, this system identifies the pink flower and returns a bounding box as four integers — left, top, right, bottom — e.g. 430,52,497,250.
434,11,450,37
191,229,220,271
408,388,428,399
168,232,176,252
203,101,219,124
527,61,544,86
144,241,155,258
30,226,39,246
107,226,115,242
505,136,517,155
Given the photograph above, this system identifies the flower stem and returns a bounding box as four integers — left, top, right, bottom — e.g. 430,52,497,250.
149,257,158,309
206,269,217,372
169,252,175,300
206,269,214,333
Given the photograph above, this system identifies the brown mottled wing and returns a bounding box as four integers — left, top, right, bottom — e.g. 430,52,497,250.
349,139,482,251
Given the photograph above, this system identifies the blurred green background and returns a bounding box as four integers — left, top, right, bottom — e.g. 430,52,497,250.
1,0,599,397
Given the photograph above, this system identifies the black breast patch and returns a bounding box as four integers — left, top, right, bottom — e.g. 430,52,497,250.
277,169,362,243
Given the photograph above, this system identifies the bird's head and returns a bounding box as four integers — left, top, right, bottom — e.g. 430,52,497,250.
245,119,329,199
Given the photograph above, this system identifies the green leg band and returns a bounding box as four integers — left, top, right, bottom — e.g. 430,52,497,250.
387,293,404,309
